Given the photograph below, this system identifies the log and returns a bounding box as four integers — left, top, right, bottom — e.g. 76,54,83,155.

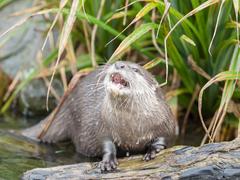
22,139,240,179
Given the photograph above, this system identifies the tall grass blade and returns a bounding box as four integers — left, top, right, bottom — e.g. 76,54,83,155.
0,9,54,39
156,0,170,38
143,57,163,69
106,2,158,46
164,0,219,87
42,0,68,51
198,70,240,142
91,0,105,67
233,0,239,46
208,0,226,55
180,35,196,46
108,23,157,62
46,0,79,111
211,46,240,140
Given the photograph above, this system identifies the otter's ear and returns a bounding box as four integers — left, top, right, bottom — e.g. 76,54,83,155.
155,85,165,99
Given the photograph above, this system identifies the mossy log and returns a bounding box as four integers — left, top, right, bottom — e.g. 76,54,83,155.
22,139,240,180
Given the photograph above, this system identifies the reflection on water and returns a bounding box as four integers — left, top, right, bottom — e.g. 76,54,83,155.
0,113,95,180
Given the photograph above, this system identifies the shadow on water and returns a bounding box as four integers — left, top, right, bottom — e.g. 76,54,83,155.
0,113,97,180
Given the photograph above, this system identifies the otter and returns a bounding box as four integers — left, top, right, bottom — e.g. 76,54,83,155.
22,61,177,171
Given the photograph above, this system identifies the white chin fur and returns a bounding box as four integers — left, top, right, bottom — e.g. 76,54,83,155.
106,82,130,97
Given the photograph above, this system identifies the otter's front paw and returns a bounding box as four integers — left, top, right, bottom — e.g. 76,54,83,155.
143,145,165,161
143,137,166,161
100,154,118,172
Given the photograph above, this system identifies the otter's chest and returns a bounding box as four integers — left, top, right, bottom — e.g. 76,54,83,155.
105,112,157,151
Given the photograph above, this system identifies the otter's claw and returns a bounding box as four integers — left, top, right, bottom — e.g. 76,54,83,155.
143,137,166,161
100,140,118,172
143,149,155,161
143,145,165,161
100,155,118,172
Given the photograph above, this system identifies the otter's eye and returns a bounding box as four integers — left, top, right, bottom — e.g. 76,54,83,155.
132,67,139,72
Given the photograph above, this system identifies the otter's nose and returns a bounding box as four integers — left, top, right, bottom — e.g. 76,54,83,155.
115,62,125,69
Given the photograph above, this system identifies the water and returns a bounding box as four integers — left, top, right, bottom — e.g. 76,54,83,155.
0,112,203,179
0,113,94,180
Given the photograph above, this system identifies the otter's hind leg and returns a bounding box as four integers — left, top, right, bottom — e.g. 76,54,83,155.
21,111,70,143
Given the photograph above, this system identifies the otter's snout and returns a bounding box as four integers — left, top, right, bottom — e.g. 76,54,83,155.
111,73,129,87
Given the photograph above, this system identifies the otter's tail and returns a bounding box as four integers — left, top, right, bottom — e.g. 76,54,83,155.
21,110,70,143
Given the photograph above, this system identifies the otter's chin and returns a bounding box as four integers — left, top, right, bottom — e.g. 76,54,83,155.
104,72,131,97
106,82,130,97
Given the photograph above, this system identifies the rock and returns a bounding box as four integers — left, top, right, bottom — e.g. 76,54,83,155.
19,79,64,116
0,0,61,114
0,68,11,107
0,0,55,77
22,139,240,180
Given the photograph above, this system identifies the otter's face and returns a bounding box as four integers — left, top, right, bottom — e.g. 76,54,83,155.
104,61,157,97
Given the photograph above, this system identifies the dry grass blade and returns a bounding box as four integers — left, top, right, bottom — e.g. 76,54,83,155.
181,84,200,136
3,72,20,102
201,111,218,145
81,0,89,22
151,9,164,57
42,0,68,51
0,9,53,40
91,0,105,67
37,52,61,102
163,0,219,87
116,0,139,12
0,16,29,39
43,77,61,102
60,67,68,91
181,35,196,46
123,0,129,25
46,0,79,110
66,39,77,74
108,23,157,62
227,100,240,118
107,11,129,23
143,57,162,69
211,82,235,141
188,56,211,80
198,71,240,142
81,20,91,52
116,0,161,12
211,48,240,141
106,2,158,47
10,3,47,16
156,0,170,38
208,0,226,55
233,0,239,46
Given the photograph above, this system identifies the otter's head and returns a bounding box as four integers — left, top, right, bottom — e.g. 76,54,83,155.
104,61,158,99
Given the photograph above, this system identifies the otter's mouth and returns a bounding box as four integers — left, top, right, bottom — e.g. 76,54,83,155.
111,73,129,88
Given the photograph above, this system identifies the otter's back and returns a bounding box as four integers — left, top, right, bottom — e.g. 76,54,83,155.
65,68,106,156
